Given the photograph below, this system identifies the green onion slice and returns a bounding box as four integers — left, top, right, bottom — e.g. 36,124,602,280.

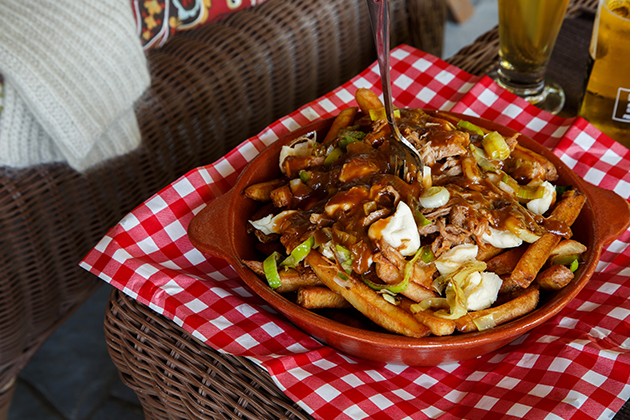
299,170,310,183
457,120,484,136
324,147,344,165
263,251,283,289
414,208,433,227
369,107,401,121
556,185,572,196
420,246,435,263
338,130,367,148
550,253,580,271
281,236,314,268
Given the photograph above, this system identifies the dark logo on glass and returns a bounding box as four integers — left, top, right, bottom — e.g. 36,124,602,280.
613,88,630,124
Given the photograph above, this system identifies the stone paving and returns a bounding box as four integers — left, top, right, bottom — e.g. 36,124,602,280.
8,284,144,420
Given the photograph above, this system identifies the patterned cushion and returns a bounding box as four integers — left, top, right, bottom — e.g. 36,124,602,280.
132,0,268,50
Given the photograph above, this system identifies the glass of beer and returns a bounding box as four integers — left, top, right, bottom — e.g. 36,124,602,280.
493,0,570,115
578,0,630,147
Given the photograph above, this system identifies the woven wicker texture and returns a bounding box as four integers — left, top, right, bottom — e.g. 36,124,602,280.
106,289,315,420
408,0,447,57
100,1,630,420
0,0,443,416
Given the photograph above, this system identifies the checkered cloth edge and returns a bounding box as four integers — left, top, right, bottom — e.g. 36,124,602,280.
81,45,630,420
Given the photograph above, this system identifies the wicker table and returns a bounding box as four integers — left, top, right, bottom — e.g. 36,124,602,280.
103,2,630,419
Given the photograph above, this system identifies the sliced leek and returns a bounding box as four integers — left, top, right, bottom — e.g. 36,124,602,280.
263,252,283,289
434,281,468,320
419,186,450,208
469,144,497,172
410,297,449,313
281,236,314,268
481,131,510,160
457,120,485,136
369,107,400,121
472,313,497,331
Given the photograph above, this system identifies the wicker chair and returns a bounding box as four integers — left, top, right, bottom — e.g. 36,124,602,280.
99,1,630,420
0,0,446,418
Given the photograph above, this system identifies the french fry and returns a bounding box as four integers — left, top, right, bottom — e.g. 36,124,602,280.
244,179,285,202
535,264,574,291
239,89,590,338
269,185,293,208
477,243,504,262
510,233,561,288
412,309,456,336
498,275,522,295
355,88,383,114
486,246,526,276
400,299,456,336
549,192,586,227
323,107,358,144
550,239,587,257
508,191,587,288
455,286,540,333
242,260,324,293
305,251,430,338
297,286,352,309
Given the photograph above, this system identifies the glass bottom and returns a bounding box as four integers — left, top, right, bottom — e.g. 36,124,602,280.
489,71,566,115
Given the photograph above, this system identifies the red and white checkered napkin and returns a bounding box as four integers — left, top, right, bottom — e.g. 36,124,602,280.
81,45,630,419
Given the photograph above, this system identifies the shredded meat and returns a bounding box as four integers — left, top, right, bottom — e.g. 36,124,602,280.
423,206,452,220
436,218,470,246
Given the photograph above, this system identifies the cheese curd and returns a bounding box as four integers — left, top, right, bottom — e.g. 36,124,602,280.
434,244,479,276
462,271,502,311
527,181,556,215
368,201,420,256
481,226,523,248
249,210,297,235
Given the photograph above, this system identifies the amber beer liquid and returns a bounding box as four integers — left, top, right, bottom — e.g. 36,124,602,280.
496,0,570,113
498,0,569,75
579,0,630,147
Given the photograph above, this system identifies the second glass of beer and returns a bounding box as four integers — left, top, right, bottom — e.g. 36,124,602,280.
494,0,570,115
578,0,630,147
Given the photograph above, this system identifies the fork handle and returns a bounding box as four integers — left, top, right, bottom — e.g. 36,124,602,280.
366,0,412,149
366,0,396,126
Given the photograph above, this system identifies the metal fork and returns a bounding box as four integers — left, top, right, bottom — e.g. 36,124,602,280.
366,0,425,183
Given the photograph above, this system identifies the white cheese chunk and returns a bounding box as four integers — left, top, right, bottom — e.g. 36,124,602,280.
481,226,523,249
248,210,297,235
527,181,556,215
434,244,478,276
368,201,420,256
462,271,502,311
278,135,317,172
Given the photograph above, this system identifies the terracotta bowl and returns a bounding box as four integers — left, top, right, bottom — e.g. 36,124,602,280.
188,112,630,366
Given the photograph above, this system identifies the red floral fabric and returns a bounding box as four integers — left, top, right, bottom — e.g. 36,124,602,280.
132,0,268,50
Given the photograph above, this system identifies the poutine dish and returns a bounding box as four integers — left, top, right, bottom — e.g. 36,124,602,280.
241,88,588,338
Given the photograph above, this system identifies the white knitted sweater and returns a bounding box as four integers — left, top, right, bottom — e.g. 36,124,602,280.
0,0,150,172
